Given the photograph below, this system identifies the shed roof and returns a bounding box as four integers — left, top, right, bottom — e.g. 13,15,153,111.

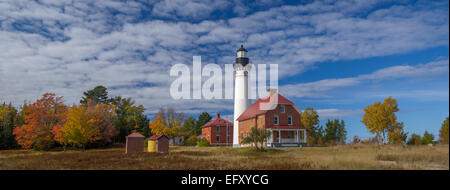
148,134,169,140
128,132,145,138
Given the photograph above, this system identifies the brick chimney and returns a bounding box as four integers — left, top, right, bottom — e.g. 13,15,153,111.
216,113,220,118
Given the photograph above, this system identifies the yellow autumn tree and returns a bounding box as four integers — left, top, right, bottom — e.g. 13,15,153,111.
149,108,185,144
361,97,403,144
63,105,100,151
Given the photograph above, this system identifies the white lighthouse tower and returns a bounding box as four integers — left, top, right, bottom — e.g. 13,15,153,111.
233,45,251,147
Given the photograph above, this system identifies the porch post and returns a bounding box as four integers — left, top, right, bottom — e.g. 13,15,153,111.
278,130,281,143
269,130,272,144
303,129,307,143
296,130,299,143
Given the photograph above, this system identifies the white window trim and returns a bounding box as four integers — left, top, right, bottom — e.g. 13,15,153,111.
216,135,220,142
274,115,279,125
281,104,285,113
216,125,220,132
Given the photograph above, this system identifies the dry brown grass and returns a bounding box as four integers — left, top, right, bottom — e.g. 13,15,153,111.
0,144,447,170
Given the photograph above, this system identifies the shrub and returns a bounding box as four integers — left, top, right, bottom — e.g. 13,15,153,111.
407,133,421,145
184,135,198,146
144,138,148,147
197,139,210,147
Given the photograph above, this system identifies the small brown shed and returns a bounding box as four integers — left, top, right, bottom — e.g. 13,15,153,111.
155,134,169,153
125,132,145,154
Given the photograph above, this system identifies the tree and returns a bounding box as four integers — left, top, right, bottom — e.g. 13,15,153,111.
195,112,211,135
421,130,434,145
183,117,197,137
387,122,408,144
241,126,270,152
89,102,117,145
324,119,347,145
361,97,400,144
301,107,319,136
112,96,150,143
52,124,70,151
13,93,67,150
149,111,169,136
0,103,18,149
439,117,449,144
62,105,100,151
352,136,361,145
407,133,421,145
80,85,112,106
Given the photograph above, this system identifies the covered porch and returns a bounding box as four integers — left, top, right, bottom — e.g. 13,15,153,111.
267,128,307,147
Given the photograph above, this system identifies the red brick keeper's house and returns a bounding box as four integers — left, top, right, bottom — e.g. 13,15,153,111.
200,113,233,146
237,90,307,147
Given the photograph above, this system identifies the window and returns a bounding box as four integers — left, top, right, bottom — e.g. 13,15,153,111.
288,115,292,125
240,121,243,128
250,120,253,128
227,126,230,133
259,118,262,127
246,132,248,137
216,135,220,142
276,131,279,138
227,135,230,142
288,131,292,138
216,126,220,132
274,115,279,125
281,104,285,113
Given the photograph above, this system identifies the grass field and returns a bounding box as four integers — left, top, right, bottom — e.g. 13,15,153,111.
0,145,448,170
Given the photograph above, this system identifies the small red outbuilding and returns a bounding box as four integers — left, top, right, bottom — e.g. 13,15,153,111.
149,134,169,153
125,132,145,154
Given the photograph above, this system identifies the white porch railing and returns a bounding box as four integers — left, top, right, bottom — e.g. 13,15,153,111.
280,138,298,143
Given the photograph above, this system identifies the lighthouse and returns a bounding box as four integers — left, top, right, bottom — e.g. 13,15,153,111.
233,45,251,147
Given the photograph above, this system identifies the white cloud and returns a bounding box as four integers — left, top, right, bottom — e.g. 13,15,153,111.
316,109,363,119
280,59,449,98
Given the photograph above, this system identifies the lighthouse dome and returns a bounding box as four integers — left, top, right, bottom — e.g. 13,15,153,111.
235,45,249,66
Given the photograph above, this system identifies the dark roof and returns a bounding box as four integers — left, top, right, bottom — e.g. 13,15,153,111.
236,44,248,52
148,134,169,140
157,134,169,140
237,93,298,121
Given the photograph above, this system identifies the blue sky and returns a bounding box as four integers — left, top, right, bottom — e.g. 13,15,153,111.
0,0,448,141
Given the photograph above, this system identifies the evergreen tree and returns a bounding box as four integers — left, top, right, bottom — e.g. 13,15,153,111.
195,112,212,135
80,85,112,106
0,103,18,149
111,96,150,142
421,130,434,145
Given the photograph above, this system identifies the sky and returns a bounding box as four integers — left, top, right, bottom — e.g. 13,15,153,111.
0,0,448,141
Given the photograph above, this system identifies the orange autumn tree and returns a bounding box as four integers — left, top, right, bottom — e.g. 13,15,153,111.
13,93,67,150
88,101,117,145
149,111,169,136
149,108,184,144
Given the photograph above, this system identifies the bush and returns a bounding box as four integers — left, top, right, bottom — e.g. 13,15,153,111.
144,138,148,147
407,133,421,145
197,139,210,147
184,135,198,146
